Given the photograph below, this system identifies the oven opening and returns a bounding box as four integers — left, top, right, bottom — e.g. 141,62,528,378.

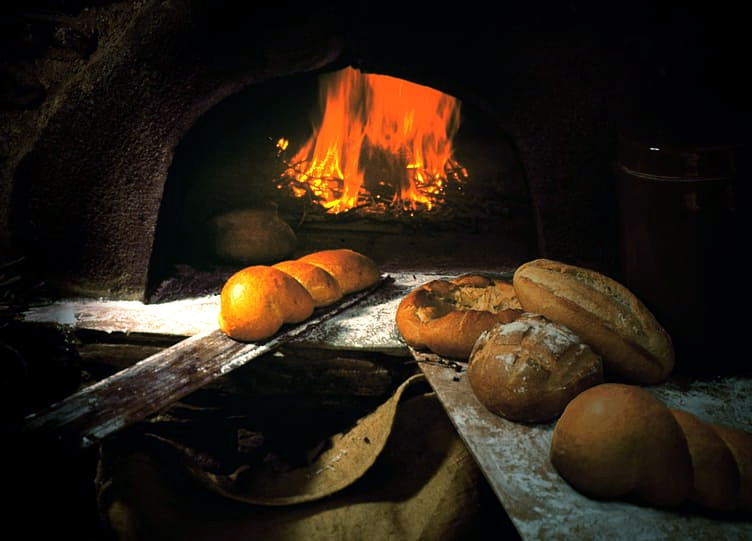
146,66,537,303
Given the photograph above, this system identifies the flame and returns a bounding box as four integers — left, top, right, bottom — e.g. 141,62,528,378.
279,67,465,214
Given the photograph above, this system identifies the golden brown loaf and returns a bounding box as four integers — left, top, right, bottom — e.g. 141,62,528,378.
272,260,343,308
467,313,603,423
550,383,693,507
218,265,315,341
219,249,380,341
297,249,380,295
707,421,752,512
513,258,674,384
395,274,524,359
669,408,741,511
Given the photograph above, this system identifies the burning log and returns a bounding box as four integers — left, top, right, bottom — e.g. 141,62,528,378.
272,66,466,217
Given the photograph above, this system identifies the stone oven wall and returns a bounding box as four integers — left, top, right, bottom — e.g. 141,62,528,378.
1,1,744,300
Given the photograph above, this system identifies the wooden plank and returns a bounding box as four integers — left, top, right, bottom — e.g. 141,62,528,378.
22,276,392,448
414,350,752,541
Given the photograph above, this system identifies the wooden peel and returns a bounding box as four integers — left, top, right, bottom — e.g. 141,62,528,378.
22,275,393,449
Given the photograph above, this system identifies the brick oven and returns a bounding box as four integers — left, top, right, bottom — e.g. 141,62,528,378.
1,1,746,539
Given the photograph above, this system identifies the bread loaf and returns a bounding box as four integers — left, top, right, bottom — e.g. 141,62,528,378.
218,265,315,341
707,421,752,512
669,409,741,511
513,258,674,384
395,274,523,359
467,313,603,423
219,249,379,341
550,383,693,507
272,260,343,308
297,249,380,295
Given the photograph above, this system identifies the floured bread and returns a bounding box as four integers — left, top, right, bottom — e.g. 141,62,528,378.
513,258,675,384
467,313,603,423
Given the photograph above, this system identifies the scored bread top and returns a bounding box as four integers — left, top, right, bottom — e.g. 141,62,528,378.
467,313,603,423
513,258,674,384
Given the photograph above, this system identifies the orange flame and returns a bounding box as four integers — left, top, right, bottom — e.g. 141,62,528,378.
280,67,465,214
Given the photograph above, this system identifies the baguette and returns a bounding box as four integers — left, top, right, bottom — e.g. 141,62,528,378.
513,258,674,384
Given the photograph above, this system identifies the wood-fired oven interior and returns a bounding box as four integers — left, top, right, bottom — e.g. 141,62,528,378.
146,65,538,302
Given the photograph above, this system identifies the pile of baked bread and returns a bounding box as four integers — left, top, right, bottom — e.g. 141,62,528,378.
216,251,749,515
395,258,751,515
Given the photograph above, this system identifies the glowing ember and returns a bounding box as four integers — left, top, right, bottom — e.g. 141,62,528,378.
277,67,467,214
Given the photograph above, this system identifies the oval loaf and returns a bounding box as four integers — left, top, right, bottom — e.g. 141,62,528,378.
513,258,674,384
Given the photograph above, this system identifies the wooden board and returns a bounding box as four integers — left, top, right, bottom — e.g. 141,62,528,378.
22,277,392,448
414,350,752,541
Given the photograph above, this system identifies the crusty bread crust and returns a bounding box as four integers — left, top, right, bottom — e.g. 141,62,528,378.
513,259,674,384
395,274,523,359
467,313,603,423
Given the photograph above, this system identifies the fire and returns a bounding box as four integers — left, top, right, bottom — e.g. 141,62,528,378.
277,67,467,214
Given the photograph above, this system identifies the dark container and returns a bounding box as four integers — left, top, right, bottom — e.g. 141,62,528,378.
616,135,740,377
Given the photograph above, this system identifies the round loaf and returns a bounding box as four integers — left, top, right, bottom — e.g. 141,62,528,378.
209,207,297,264
550,383,693,507
707,421,752,512
272,260,343,308
297,249,380,295
218,265,315,341
467,313,603,423
395,274,524,359
669,409,741,511
513,258,675,384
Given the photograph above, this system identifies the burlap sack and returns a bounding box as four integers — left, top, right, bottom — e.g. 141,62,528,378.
96,373,511,540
